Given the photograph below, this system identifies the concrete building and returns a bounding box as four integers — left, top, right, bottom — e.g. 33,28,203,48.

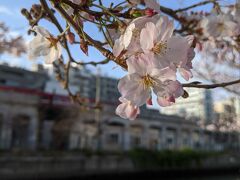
89,75,120,104
0,64,238,152
32,64,120,104
213,97,240,131
161,88,214,125
32,64,93,97
214,96,240,120
0,64,48,150
0,63,48,90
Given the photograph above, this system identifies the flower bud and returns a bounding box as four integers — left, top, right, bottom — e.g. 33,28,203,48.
167,96,175,103
182,90,189,99
146,97,153,105
80,39,88,56
30,4,42,19
66,31,75,44
144,8,156,17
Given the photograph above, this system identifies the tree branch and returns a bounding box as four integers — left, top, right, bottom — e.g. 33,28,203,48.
182,79,240,91
50,1,127,69
72,59,110,66
175,0,218,13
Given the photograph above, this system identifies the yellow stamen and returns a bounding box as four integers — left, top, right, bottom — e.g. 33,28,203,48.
132,28,140,38
46,36,58,49
142,74,155,89
216,22,225,32
152,42,167,55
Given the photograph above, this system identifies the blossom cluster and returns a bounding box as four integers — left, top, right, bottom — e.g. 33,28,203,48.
27,0,196,121
114,13,195,120
198,3,240,62
175,2,240,85
200,8,240,39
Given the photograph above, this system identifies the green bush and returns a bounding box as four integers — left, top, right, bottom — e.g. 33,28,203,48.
128,148,221,169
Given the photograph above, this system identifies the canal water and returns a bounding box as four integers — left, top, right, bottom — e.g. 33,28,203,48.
171,175,240,180
66,175,240,180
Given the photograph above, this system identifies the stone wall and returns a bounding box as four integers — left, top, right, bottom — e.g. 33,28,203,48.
0,91,39,150
0,155,134,179
0,153,239,179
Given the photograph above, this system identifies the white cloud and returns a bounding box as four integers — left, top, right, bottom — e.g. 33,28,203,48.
8,30,21,37
0,5,13,16
0,54,32,70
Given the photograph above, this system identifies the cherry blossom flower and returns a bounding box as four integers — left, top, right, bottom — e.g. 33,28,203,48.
178,36,195,81
113,14,194,119
201,39,239,65
116,97,140,120
233,0,240,24
113,14,162,57
156,80,184,106
200,14,240,38
118,54,178,107
113,23,135,57
178,47,195,81
140,16,194,80
28,26,62,64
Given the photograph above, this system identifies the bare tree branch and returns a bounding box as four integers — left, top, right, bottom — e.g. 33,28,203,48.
183,79,240,91
175,0,218,13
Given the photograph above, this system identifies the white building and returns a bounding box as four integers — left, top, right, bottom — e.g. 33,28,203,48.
160,88,214,125
213,96,240,131
32,64,93,97
0,64,239,152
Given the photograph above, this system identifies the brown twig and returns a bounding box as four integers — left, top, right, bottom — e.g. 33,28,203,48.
51,1,127,69
57,0,132,19
40,0,79,101
175,0,218,13
195,71,240,95
183,79,240,91
72,59,110,66
160,6,181,21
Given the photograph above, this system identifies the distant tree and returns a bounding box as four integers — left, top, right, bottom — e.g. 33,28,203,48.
0,22,26,56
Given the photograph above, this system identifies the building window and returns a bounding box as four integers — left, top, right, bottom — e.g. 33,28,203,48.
107,133,119,145
183,138,189,146
11,115,30,149
167,137,173,144
130,136,141,148
0,79,6,84
149,139,158,150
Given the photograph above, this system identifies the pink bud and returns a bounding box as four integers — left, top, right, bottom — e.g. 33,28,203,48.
167,96,175,103
88,15,95,21
144,8,156,17
146,97,153,105
66,32,75,44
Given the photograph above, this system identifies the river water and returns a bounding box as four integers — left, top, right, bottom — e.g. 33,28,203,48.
172,176,240,180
